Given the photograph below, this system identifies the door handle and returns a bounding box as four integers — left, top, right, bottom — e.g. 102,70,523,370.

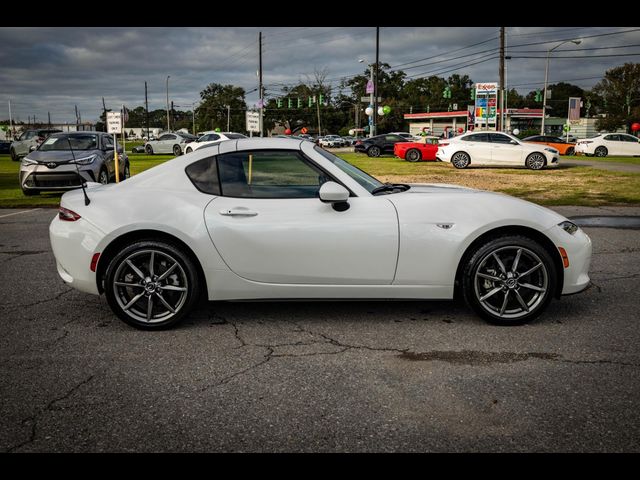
219,208,258,217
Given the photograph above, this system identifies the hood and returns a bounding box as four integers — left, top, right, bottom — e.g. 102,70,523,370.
27,149,101,163
406,183,478,194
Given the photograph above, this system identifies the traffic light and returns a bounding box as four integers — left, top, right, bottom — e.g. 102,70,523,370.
297,98,302,108
288,98,292,108
277,98,282,108
470,89,476,100
319,94,324,105
308,96,313,108
442,86,451,99
534,90,542,102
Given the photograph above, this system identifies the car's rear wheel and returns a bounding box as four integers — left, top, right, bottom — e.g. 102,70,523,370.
595,146,608,157
367,146,381,157
462,235,557,325
525,152,546,170
451,152,470,169
565,147,575,156
98,168,109,185
173,145,182,156
10,148,19,162
104,240,200,330
145,145,154,155
406,149,422,162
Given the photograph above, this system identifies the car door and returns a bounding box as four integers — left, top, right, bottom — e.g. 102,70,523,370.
202,148,399,285
489,133,523,165
602,134,623,155
383,135,402,153
459,133,491,165
619,134,640,155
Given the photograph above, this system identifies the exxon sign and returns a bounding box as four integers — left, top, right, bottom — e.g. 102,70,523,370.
475,83,498,95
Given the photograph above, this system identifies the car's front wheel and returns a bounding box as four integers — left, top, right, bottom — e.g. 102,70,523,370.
98,168,109,185
565,147,575,156
104,240,201,330
406,149,422,162
173,145,182,156
462,235,557,325
145,145,154,155
525,152,546,170
10,148,19,162
185,147,192,154
123,163,130,180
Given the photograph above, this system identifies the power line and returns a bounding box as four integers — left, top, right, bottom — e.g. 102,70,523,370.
512,43,640,54
508,27,640,49
389,35,498,69
510,52,640,59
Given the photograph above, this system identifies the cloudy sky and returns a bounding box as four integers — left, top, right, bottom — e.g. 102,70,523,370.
1,26,639,125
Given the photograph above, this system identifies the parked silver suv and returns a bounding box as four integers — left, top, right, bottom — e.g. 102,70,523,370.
10,128,62,161
19,131,130,196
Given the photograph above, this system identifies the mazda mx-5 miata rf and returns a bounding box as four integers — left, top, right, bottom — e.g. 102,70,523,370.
50,138,592,330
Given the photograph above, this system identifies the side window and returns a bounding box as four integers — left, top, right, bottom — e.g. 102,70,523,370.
185,156,220,195
462,133,489,142
25,131,36,140
385,135,402,142
604,134,620,141
167,135,177,141
210,134,220,141
621,134,639,143
217,150,326,199
103,136,114,149
489,133,513,144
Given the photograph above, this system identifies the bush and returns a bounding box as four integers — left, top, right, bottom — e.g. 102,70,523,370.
514,128,539,139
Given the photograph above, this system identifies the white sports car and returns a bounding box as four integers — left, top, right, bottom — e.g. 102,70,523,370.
438,131,560,169
50,138,592,330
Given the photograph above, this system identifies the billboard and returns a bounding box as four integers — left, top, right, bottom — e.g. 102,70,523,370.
474,82,498,127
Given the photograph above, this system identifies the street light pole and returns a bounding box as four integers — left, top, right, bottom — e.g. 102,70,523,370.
541,39,581,135
166,75,171,132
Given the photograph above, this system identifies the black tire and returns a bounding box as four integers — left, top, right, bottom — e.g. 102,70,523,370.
595,146,608,157
525,152,546,170
185,147,192,154
104,240,201,330
98,168,109,185
22,189,39,196
10,148,19,162
173,145,182,156
123,163,130,180
451,151,470,169
565,147,575,156
461,235,557,326
406,149,422,162
145,145,154,155
367,146,381,157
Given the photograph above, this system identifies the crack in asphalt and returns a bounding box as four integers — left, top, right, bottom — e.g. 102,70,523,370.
5,375,95,453
594,273,640,281
1,288,74,311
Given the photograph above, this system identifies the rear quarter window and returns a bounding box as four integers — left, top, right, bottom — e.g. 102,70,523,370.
185,156,221,195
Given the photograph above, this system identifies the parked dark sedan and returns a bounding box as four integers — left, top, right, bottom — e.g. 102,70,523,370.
354,134,409,157
0,140,10,154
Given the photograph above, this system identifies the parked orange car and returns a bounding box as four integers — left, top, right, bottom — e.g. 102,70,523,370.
522,135,576,155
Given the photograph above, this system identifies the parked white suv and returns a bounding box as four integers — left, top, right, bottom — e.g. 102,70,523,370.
575,133,640,157
319,135,345,148
437,131,559,170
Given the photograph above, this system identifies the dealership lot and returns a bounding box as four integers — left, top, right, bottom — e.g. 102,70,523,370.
1,206,639,452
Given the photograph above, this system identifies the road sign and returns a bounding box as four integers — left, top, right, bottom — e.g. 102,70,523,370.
366,80,374,94
106,112,122,134
360,97,382,103
246,111,260,133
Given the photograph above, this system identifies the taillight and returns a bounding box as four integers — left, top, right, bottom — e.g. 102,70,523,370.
355,140,363,145
439,142,449,147
58,207,81,221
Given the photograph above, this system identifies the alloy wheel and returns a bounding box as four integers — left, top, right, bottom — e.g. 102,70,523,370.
526,153,546,170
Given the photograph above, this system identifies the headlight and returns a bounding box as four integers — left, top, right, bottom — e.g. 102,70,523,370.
21,157,38,166
544,147,558,153
72,155,97,165
558,220,579,235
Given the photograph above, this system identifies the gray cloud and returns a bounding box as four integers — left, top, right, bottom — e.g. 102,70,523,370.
0,26,638,123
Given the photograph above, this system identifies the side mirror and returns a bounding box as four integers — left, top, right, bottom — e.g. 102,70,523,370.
510,140,519,145
319,181,350,211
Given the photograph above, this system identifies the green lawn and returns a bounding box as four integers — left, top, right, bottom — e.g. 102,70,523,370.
1,151,639,208
569,155,640,165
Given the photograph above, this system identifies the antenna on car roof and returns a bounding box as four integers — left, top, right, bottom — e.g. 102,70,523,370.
67,136,90,206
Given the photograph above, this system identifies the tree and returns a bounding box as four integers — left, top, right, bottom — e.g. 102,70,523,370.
592,63,640,131
545,82,585,118
196,83,246,133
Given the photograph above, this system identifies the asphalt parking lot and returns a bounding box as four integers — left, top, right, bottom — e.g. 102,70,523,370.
1,206,639,452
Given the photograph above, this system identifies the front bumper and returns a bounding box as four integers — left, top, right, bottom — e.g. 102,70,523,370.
20,163,97,191
545,224,592,295
49,214,105,295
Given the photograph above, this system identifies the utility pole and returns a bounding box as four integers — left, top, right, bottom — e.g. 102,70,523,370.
259,31,263,137
75,105,79,127
373,26,379,137
171,101,174,130
499,27,505,132
166,75,171,132
102,97,108,132
192,105,196,135
48,111,51,129
227,104,231,132
316,91,322,136
145,81,150,140
8,100,13,140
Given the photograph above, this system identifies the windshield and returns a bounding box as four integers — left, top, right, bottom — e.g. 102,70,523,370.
313,145,383,193
39,134,99,151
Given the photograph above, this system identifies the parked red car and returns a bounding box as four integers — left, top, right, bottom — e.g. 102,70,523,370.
393,136,440,162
